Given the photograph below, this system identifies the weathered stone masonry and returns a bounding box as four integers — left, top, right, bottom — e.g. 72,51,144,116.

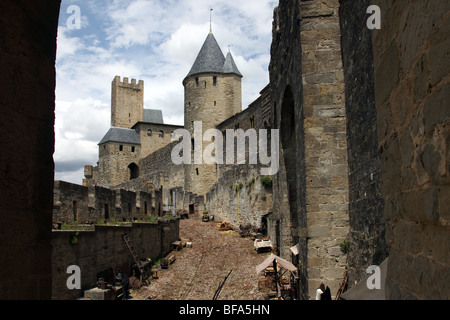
0,0,60,299
53,180,153,225
52,219,179,300
269,0,450,300
339,0,388,286
371,0,450,300
269,0,350,299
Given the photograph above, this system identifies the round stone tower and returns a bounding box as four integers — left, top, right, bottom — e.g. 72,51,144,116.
183,31,243,196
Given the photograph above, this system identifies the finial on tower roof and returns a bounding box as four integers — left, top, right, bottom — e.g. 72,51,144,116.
210,7,213,33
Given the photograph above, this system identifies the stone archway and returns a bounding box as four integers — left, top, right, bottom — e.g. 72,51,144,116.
280,85,299,237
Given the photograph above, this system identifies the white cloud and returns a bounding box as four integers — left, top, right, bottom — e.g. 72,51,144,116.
54,98,109,177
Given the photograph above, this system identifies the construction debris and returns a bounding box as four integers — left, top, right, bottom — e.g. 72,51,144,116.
202,211,210,222
216,221,233,231
239,223,253,238
254,237,273,253
160,255,176,269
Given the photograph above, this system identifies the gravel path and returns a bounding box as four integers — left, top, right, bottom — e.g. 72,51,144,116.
134,216,270,300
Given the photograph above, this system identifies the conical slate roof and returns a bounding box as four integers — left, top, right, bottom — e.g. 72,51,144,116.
185,32,242,80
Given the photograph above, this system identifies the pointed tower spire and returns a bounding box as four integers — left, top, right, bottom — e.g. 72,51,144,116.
210,7,213,33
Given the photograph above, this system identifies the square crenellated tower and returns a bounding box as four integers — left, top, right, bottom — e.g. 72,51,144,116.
111,76,144,129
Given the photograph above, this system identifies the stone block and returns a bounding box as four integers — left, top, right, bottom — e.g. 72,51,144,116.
308,225,330,238
304,72,336,85
438,185,450,221
423,83,450,135
84,288,115,300
374,40,400,105
309,257,323,267
327,247,342,257
402,188,439,223
427,12,450,87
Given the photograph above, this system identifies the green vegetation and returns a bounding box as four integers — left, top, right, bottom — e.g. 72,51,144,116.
245,177,256,188
261,176,272,188
340,240,351,254
69,232,79,246
235,182,244,193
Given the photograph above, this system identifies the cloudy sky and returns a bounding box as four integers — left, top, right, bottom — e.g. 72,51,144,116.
54,0,278,184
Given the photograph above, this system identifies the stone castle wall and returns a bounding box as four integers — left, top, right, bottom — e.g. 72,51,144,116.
53,181,154,226
0,0,60,299
372,0,449,299
206,165,273,229
139,140,185,191
52,219,179,300
134,122,184,157
205,84,274,230
339,0,388,286
269,0,350,299
269,0,450,300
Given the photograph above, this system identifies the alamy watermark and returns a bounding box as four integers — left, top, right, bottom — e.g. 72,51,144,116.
66,265,81,290
367,5,381,30
366,265,382,290
171,121,280,176
66,5,81,30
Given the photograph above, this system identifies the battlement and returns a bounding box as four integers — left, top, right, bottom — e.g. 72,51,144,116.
111,75,145,129
113,75,144,90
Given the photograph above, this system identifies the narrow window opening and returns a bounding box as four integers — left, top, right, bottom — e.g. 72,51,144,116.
213,76,217,86
195,77,199,87
119,145,123,152
196,168,199,176
104,204,109,220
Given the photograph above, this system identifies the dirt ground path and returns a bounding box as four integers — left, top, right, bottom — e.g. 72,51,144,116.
133,216,270,300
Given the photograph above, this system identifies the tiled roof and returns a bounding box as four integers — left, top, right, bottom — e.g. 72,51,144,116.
99,127,141,145
143,109,164,124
